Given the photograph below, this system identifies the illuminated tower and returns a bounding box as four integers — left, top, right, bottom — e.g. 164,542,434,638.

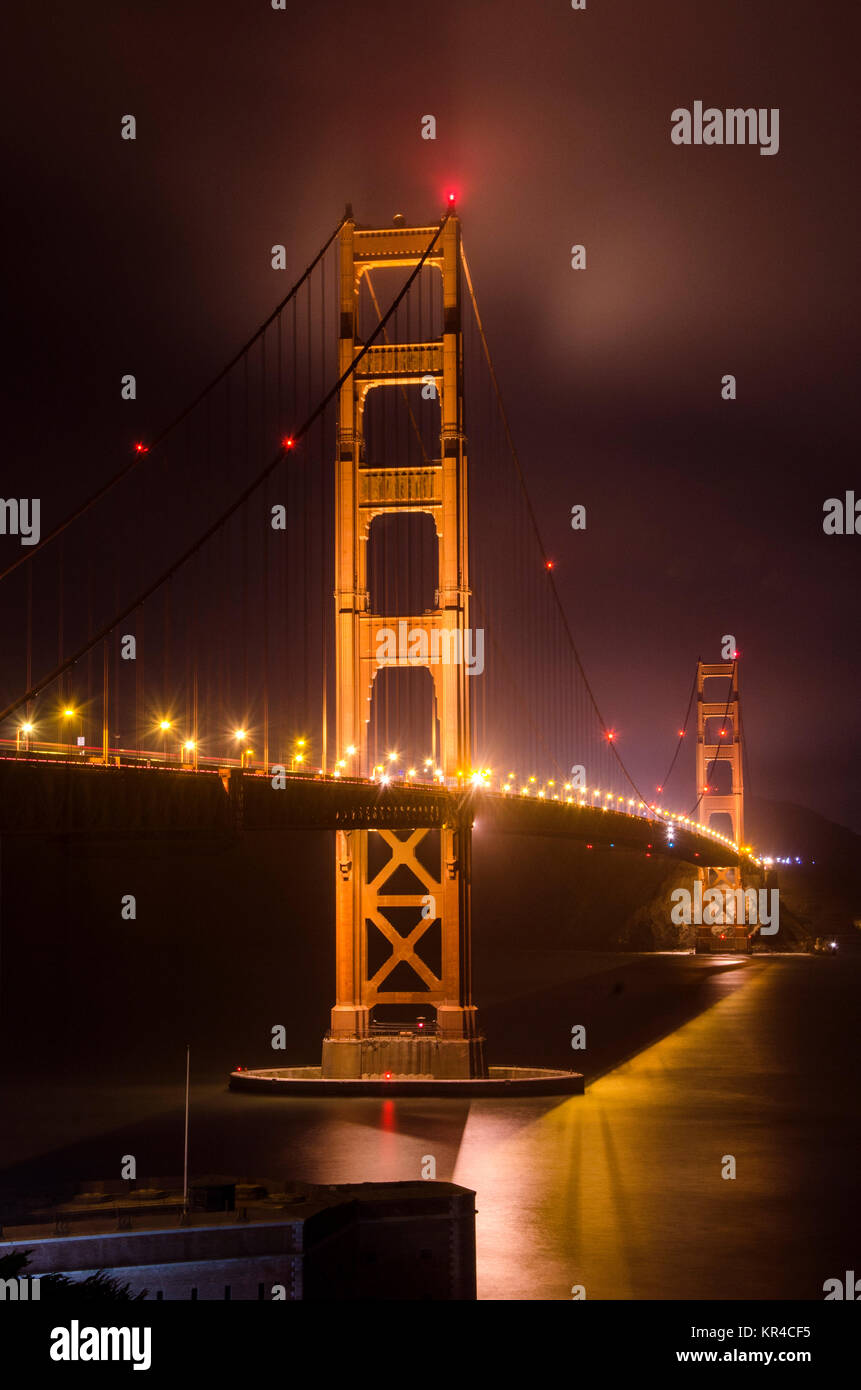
696,660,745,897
323,208,484,1079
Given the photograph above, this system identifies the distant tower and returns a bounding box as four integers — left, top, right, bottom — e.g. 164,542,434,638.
323,209,484,1079
696,660,745,896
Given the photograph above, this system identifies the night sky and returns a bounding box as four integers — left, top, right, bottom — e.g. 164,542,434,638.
3,0,859,831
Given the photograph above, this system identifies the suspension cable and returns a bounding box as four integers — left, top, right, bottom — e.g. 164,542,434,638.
460,244,657,815
0,215,348,583
0,217,450,724
655,662,699,796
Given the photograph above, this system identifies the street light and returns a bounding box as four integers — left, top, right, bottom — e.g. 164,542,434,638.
16,721,33,753
234,729,251,769
158,719,172,763
60,707,76,756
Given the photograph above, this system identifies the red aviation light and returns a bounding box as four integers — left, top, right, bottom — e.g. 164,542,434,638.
134,442,149,454
282,436,295,450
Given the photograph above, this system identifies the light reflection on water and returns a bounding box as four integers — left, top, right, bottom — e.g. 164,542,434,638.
3,960,857,1300
264,962,858,1300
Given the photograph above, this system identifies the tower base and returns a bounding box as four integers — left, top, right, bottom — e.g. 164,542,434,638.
321,1035,487,1080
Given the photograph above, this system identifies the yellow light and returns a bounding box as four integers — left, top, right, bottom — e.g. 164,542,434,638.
296,754,304,764
160,720,170,731
388,752,397,762
346,745,357,756
22,723,33,734
234,729,245,739
64,708,75,718
529,775,536,783
337,759,346,769
424,759,432,767
296,738,306,748
408,768,416,777
184,740,195,750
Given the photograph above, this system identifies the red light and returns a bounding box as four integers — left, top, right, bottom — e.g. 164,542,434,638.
656,784,662,792
282,436,295,450
678,730,686,737
719,729,727,737
606,731,615,742
134,442,148,454
384,1071,393,1080
586,843,593,850
447,192,456,203
545,560,554,570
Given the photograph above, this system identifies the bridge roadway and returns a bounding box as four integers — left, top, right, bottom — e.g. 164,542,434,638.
0,756,746,869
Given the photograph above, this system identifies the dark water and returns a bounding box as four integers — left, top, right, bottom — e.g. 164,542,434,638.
3,953,859,1299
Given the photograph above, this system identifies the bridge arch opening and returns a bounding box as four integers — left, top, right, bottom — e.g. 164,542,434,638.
705,716,735,744
357,263,443,344
368,663,438,776
361,383,440,469
707,811,735,840
367,511,438,615
706,760,734,795
703,675,733,705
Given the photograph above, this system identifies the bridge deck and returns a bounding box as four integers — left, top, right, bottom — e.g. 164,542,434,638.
0,758,743,867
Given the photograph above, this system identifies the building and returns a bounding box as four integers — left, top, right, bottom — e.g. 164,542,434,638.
0,1177,476,1300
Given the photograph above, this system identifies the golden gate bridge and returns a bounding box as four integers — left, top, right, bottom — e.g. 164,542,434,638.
0,203,757,1083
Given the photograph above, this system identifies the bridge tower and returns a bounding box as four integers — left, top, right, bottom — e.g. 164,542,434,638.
696,660,745,898
323,209,485,1079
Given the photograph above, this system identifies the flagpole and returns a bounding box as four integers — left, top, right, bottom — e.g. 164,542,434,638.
183,1044,190,1214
